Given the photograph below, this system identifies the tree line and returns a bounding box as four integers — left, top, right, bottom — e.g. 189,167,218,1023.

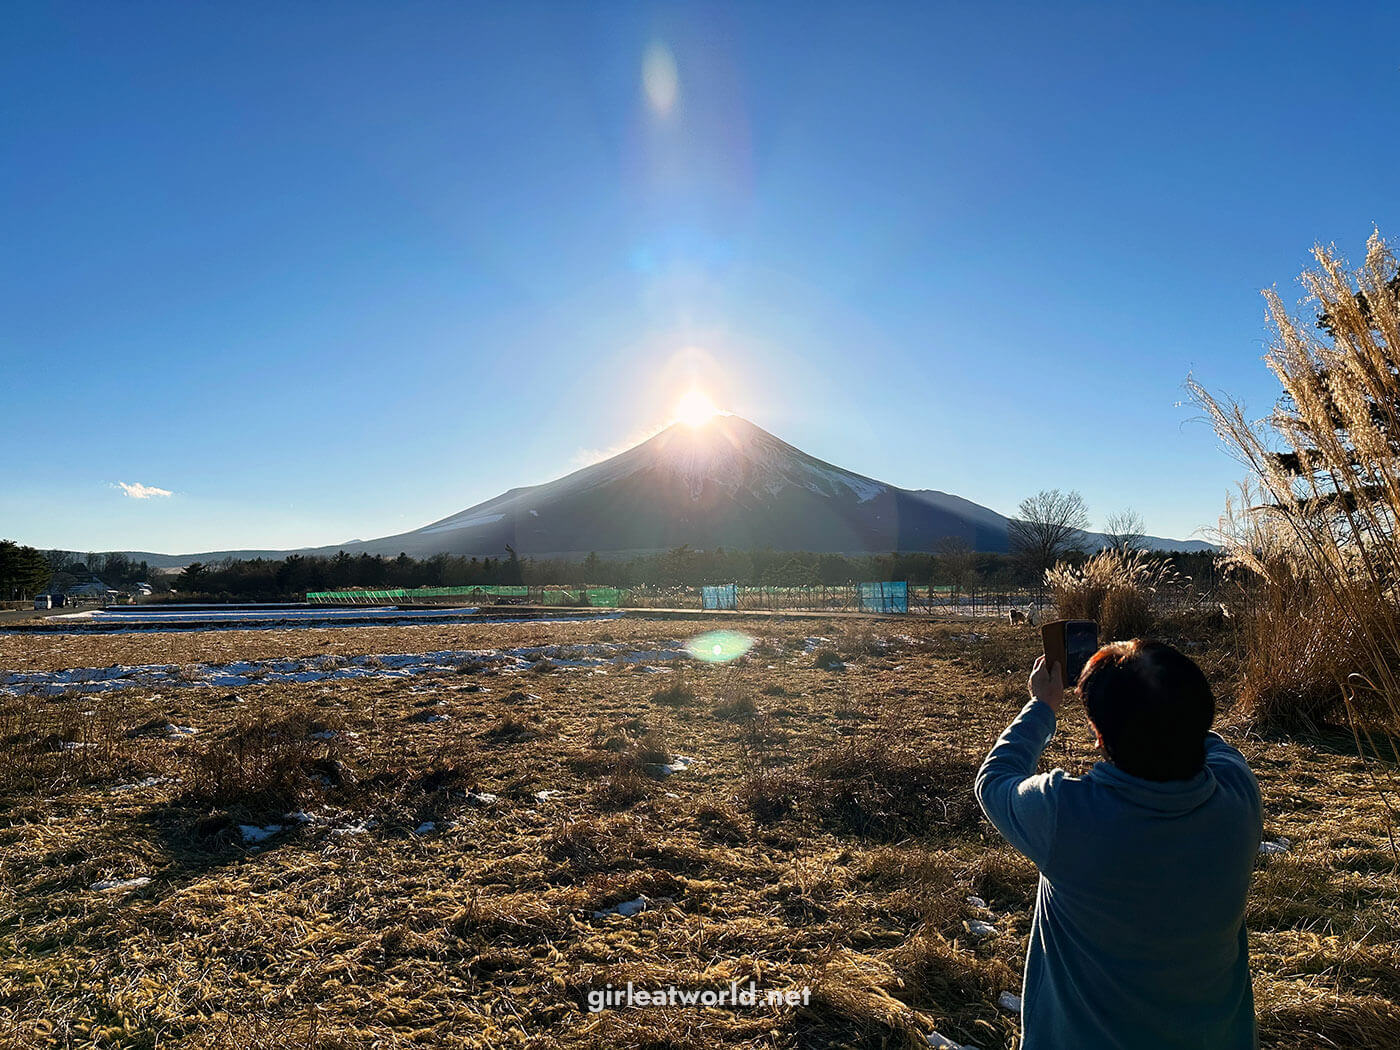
34,490,1215,603
40,550,160,595
136,541,1216,603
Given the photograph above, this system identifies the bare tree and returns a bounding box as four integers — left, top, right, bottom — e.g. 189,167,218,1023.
934,535,977,600
1102,508,1146,552
1009,489,1090,589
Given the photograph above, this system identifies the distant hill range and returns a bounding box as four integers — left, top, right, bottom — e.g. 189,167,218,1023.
120,415,1214,568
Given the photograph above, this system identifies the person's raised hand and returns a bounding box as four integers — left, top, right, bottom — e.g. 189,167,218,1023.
1029,655,1065,714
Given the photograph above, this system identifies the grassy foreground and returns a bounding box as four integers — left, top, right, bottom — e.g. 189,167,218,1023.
1,617,1397,1049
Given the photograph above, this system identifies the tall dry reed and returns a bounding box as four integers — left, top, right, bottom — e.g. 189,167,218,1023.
1191,231,1400,761
1045,548,1184,641
1212,483,1357,729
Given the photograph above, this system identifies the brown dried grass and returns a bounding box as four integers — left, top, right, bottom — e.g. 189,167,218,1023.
0,615,1394,1049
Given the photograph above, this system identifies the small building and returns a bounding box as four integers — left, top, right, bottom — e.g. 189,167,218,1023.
65,580,110,605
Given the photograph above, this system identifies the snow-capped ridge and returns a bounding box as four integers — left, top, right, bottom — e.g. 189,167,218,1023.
611,416,888,504
124,412,1216,564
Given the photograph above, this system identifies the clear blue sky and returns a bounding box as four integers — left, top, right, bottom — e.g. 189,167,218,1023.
4,2,1397,554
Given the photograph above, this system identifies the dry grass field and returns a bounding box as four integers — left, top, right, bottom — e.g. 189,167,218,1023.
1,616,1397,1049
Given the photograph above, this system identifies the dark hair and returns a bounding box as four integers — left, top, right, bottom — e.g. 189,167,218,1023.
1077,639,1215,781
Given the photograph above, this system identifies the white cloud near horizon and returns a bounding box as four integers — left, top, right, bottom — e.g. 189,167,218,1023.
115,481,173,500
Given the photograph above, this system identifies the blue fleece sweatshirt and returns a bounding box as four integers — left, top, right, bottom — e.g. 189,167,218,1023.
975,698,1262,1050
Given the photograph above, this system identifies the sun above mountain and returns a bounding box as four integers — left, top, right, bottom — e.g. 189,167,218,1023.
674,389,720,427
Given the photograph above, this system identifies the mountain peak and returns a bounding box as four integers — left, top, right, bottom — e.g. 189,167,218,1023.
651,411,771,442
629,413,884,504
131,412,1216,563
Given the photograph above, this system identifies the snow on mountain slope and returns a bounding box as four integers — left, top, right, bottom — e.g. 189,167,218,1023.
507,415,887,506
634,416,887,503
125,415,1214,564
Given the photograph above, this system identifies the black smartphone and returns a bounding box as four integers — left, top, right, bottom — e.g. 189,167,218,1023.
1040,619,1100,687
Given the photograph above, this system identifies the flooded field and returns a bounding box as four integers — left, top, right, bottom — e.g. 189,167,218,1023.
14,604,620,634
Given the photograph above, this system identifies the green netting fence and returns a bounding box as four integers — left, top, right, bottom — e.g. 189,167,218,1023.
539,588,625,607
307,582,927,614
306,585,627,607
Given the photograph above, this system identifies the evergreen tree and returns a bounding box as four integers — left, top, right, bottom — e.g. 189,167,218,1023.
0,541,52,599
502,546,524,585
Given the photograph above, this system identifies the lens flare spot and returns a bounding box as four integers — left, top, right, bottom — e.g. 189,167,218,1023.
642,42,679,116
685,630,753,664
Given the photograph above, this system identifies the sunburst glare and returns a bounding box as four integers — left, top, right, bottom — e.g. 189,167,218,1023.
674,389,720,427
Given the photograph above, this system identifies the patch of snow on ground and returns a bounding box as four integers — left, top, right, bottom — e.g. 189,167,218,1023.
593,896,649,919
91,877,151,892
330,821,373,836
963,919,997,939
0,638,685,697
239,824,283,844
1260,837,1292,855
950,633,989,644
648,755,694,776
998,992,1022,1013
109,776,168,793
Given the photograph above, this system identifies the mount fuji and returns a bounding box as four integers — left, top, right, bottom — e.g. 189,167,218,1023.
130,414,1212,565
